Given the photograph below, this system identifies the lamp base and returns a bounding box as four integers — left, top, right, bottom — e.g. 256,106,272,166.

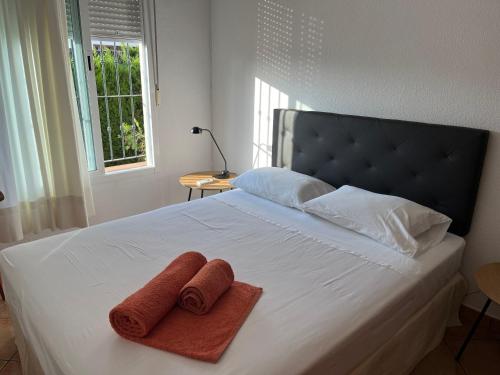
213,170,231,179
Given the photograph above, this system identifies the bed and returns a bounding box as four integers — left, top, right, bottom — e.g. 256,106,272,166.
0,109,489,374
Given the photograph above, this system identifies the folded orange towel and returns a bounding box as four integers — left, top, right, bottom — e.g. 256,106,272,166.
128,281,262,362
109,251,207,338
109,252,262,362
178,259,234,315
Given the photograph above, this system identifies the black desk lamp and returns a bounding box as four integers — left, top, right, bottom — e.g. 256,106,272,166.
190,126,230,179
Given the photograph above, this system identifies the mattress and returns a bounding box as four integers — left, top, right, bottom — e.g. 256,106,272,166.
0,190,465,375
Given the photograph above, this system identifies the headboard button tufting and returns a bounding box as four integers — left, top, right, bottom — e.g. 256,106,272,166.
272,109,489,236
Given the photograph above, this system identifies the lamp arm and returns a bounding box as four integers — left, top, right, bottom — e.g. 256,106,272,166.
202,128,227,172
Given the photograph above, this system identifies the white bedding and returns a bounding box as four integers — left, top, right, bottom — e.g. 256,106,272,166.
0,190,464,375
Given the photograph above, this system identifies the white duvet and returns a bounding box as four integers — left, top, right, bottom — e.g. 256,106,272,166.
0,190,464,375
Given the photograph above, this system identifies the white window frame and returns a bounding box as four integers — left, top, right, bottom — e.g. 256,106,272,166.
77,0,158,182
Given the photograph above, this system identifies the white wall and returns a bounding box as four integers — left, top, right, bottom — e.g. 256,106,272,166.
90,0,213,224
211,0,500,317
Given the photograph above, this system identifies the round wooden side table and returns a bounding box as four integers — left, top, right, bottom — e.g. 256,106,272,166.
179,171,237,201
456,263,500,360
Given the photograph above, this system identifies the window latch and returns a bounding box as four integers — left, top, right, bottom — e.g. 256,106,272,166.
87,56,92,71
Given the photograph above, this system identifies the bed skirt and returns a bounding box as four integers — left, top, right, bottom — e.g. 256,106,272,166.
350,273,467,375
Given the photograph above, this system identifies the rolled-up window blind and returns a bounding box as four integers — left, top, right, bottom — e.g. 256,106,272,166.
88,0,143,40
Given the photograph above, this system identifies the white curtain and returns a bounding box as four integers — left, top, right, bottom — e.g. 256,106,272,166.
0,0,94,243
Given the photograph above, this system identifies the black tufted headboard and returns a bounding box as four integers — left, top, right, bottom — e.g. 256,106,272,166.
272,109,489,236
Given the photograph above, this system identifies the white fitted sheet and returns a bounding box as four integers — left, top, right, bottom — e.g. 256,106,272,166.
0,190,464,375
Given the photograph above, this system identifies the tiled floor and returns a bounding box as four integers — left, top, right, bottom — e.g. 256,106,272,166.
412,306,500,375
0,301,20,375
0,300,497,375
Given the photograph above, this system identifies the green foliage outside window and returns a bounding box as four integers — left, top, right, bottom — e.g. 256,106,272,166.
93,42,146,166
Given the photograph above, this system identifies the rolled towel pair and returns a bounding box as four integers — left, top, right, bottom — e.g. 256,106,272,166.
110,252,235,338
109,251,207,338
108,251,262,362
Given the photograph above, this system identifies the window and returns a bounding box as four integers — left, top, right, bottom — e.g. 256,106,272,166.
92,40,146,171
67,0,154,174
65,0,97,171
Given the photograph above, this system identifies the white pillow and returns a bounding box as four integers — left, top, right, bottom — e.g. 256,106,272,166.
231,167,335,209
302,185,452,257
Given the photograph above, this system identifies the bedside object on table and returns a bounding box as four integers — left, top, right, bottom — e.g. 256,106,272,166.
179,171,237,201
190,127,230,179
456,263,500,360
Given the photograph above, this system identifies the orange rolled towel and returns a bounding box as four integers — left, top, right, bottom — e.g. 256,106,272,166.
109,251,207,338
178,259,234,315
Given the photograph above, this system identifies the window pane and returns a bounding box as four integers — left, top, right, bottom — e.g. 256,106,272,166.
119,43,131,95
120,97,133,158
132,96,145,160
93,44,104,97
98,97,111,161
65,0,97,171
95,42,117,96
109,97,124,161
129,45,142,95
92,39,147,169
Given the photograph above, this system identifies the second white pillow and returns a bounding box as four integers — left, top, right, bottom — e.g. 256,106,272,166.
302,185,452,257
